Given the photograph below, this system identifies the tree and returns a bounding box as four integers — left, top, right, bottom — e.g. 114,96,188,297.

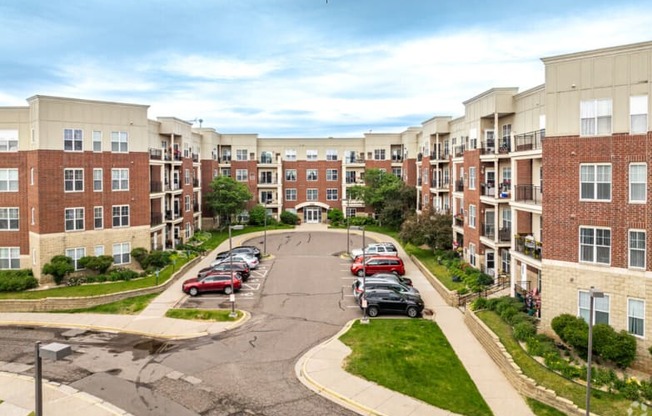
248,204,268,226
327,208,344,226
42,255,74,285
399,207,453,250
205,176,252,227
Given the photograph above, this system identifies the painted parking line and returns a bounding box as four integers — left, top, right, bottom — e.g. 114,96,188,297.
242,282,261,290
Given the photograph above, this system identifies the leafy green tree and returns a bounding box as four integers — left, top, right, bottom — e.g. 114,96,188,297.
78,255,114,274
248,204,267,226
42,255,74,285
205,176,253,227
399,207,453,249
280,210,298,225
327,208,344,226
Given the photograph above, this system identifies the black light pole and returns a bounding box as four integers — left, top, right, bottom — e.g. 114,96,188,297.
361,226,369,324
263,198,268,257
35,342,72,416
228,225,243,318
585,286,604,415
346,197,350,256
35,342,42,416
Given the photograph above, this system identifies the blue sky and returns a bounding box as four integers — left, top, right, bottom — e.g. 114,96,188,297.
1,1,652,137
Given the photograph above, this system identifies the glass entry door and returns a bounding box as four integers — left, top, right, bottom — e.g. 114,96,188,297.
305,207,321,223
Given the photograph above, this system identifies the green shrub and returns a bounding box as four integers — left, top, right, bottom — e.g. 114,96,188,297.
526,334,558,357
551,314,578,338
327,208,344,225
78,255,114,274
513,321,537,341
131,247,149,268
471,297,488,310
621,380,640,401
499,306,520,323
592,367,617,388
107,268,139,282
640,379,652,401
551,314,588,355
146,250,172,269
280,210,298,225
248,204,267,226
593,325,636,369
0,270,38,292
42,255,74,285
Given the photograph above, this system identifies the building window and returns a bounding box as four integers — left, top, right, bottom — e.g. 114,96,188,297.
0,130,18,152
260,151,272,163
111,168,129,191
469,243,476,266
469,167,476,190
93,168,103,191
580,164,611,201
95,245,104,256
0,169,18,192
392,167,402,179
326,149,337,161
113,242,131,265
0,208,19,230
94,206,103,229
628,299,645,337
630,95,648,134
64,128,83,151
500,249,510,274
285,189,297,201
629,163,646,203
307,189,318,201
110,131,128,153
186,222,192,239
0,247,20,269
65,208,84,231
285,149,296,161
580,99,612,136
327,189,338,200
112,205,130,228
65,247,86,271
221,168,231,177
183,169,189,185
183,143,190,158
306,169,318,181
374,149,386,160
64,168,84,192
306,149,318,160
92,130,102,152
629,230,646,269
236,149,247,161
579,290,610,324
285,169,297,181
579,227,611,265
185,195,191,212
260,191,273,204
469,204,476,228
326,169,338,181
236,169,248,182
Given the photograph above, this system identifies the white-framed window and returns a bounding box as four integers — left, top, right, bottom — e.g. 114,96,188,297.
92,130,102,152
113,242,131,265
629,230,646,269
65,208,84,231
469,204,476,228
469,243,476,266
0,169,18,192
579,226,611,265
64,128,83,151
629,163,646,203
0,247,20,269
183,143,190,158
374,149,386,160
327,188,338,200
64,168,84,192
628,298,645,337
469,167,476,190
501,249,510,274
65,247,86,271
326,169,338,181
392,167,402,179
285,169,297,181
184,169,190,185
112,205,129,228
94,206,103,229
221,168,231,177
236,149,247,161
0,208,19,230
285,149,296,161
94,245,104,256
184,222,191,239
579,290,610,324
93,168,103,191
469,129,477,149
185,195,191,212
580,99,612,136
0,130,18,152
306,169,318,181
326,149,337,161
260,191,273,204
260,151,273,163
307,189,318,201
580,164,611,201
306,149,318,161
111,168,129,191
630,95,648,134
285,189,297,201
236,169,248,182
110,131,128,153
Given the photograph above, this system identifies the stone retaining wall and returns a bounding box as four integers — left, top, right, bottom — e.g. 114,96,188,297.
0,256,202,312
464,310,589,415
409,254,457,306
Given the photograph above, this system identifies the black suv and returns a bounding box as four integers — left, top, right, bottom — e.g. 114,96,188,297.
360,289,424,318
198,261,250,281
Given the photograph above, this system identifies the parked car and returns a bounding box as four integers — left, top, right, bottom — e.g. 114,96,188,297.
182,274,242,296
211,253,259,269
238,245,262,259
359,289,424,318
215,246,260,261
351,242,398,258
369,272,413,286
202,261,251,281
350,256,405,277
352,277,420,299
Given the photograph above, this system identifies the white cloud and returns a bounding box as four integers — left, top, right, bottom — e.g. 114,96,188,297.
154,54,281,80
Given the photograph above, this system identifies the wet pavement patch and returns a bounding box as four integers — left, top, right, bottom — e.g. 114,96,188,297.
132,339,174,359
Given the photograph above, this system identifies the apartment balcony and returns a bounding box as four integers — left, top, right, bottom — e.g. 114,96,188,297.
430,180,450,190
515,184,542,205
481,182,496,197
165,210,182,221
515,129,545,152
219,155,231,164
480,140,495,155
151,212,163,226
391,155,403,162
483,224,495,239
515,234,542,260
454,214,464,227
417,178,422,186
498,227,511,242
193,203,200,212
149,148,163,160
192,153,199,163
417,153,423,162
454,145,465,157
193,178,200,187
455,179,464,192
259,156,273,164
165,182,182,192
150,181,163,193
345,155,365,164
258,180,278,187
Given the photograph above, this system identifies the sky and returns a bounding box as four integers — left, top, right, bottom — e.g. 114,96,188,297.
1,1,652,137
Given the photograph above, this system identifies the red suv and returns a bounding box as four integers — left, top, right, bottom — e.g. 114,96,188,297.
350,256,405,277
182,274,242,296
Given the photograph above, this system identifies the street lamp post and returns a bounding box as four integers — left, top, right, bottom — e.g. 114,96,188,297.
228,224,244,318
345,198,351,256
585,286,604,416
351,225,369,324
35,341,72,416
263,198,269,257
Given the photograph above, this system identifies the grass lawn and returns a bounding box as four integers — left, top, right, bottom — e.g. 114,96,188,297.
404,244,465,291
339,319,492,416
476,310,631,416
52,293,158,314
526,398,569,416
165,308,242,321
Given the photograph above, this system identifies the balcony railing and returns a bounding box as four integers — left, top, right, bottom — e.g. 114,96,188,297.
454,215,464,227
193,178,199,187
192,153,199,162
150,181,162,193
499,141,511,154
483,224,495,239
430,151,443,160
151,212,162,226
455,179,464,192
515,129,545,152
499,227,511,242
391,155,402,162
515,184,542,204
431,179,450,189
220,155,231,163
515,234,542,260
454,145,465,157
259,179,277,185
481,182,495,197
417,153,423,162
165,210,181,221
193,203,200,212
149,148,162,160
480,140,495,155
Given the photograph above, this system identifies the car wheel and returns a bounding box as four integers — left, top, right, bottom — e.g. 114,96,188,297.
189,287,199,297
357,269,365,277
224,286,233,295
407,306,418,318
367,306,379,317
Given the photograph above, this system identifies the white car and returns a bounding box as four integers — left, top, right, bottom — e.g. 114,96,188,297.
211,253,259,269
351,243,398,258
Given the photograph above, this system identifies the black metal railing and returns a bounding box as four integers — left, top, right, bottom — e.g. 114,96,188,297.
193,203,200,212
480,140,495,155
193,178,199,187
483,224,495,238
499,227,511,242
151,212,162,226
455,179,464,192
454,145,465,157
514,129,545,152
149,148,162,160
150,181,162,193
515,184,542,204
417,153,423,161
515,234,542,260
192,153,199,162
260,156,273,164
